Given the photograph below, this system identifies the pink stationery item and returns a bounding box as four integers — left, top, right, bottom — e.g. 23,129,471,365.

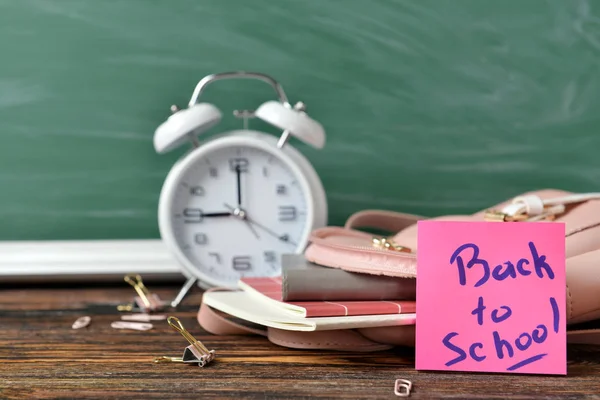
121,314,168,322
239,277,415,318
131,294,163,313
416,220,566,375
72,316,91,330
110,321,153,331
202,287,416,332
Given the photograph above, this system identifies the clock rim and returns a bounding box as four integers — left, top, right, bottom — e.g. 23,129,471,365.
157,130,327,289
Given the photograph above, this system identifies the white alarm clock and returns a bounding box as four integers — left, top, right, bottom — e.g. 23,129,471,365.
153,72,327,296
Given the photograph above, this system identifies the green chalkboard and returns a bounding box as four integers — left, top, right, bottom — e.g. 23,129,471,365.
0,0,598,240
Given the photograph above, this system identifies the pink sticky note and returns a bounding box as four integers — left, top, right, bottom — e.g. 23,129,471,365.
416,221,566,375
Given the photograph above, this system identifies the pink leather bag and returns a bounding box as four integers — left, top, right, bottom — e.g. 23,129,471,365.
198,189,600,350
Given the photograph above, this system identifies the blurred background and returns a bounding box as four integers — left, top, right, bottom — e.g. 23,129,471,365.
0,0,598,241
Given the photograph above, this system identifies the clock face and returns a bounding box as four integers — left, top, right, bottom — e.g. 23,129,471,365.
161,136,313,287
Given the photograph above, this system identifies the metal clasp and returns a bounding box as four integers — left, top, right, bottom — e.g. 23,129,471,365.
483,210,529,222
372,237,411,253
484,208,558,223
153,317,216,368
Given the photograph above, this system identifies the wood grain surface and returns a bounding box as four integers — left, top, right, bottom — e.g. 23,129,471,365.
1,286,599,399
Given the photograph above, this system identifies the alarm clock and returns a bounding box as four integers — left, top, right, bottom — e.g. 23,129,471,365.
153,71,328,293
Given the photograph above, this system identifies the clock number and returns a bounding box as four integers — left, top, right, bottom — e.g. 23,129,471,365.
232,256,252,271
194,233,208,245
209,167,218,178
264,251,277,264
229,158,249,172
190,186,204,196
276,185,287,195
278,206,297,221
183,208,203,223
209,252,221,264
279,234,290,242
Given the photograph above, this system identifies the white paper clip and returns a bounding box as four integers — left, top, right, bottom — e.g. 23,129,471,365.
394,379,413,397
111,321,154,331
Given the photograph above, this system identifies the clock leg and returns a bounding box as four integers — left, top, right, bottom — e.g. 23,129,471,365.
170,276,198,308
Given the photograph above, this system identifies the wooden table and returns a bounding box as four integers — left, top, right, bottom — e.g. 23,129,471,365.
1,285,599,399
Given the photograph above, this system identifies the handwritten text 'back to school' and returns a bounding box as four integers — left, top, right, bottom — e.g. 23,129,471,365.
442,241,559,372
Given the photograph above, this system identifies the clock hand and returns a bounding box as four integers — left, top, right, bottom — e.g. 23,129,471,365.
223,203,260,240
235,165,242,207
243,218,260,240
245,217,297,246
246,218,296,246
224,202,297,246
202,212,232,217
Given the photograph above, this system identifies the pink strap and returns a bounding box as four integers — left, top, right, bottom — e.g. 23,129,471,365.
267,329,394,352
357,325,416,346
344,209,424,232
567,329,600,345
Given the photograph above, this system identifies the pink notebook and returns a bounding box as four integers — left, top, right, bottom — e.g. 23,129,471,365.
239,277,416,318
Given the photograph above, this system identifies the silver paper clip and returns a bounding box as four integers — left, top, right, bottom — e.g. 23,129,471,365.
118,274,164,313
153,316,215,367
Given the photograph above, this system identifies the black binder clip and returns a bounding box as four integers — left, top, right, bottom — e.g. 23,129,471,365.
153,316,215,367
118,274,164,313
